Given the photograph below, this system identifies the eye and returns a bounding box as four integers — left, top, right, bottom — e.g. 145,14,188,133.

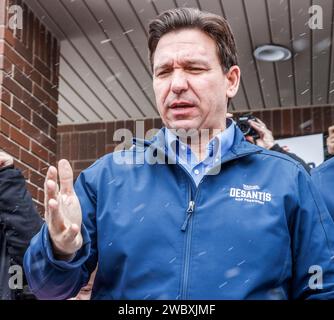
187,66,205,73
156,69,172,77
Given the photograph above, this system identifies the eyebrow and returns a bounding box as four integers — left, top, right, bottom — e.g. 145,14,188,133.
154,62,172,74
154,59,210,73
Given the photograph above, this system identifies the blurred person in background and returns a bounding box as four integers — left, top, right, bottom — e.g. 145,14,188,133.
239,115,311,173
0,151,43,299
311,126,334,219
324,125,334,161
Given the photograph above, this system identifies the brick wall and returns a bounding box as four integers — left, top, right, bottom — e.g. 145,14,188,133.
57,118,163,178
240,105,334,138
0,0,60,214
57,105,334,178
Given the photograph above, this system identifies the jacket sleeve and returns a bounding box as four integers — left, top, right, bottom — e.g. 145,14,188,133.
0,167,43,266
311,159,334,220
23,171,97,300
290,164,334,299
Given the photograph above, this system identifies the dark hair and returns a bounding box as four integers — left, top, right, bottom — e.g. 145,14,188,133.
148,7,238,73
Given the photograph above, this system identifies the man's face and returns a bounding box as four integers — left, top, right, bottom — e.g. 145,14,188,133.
152,28,239,132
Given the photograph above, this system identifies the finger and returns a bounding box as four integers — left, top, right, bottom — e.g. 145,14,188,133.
48,198,65,233
249,119,262,128
226,112,233,118
44,166,58,217
44,166,58,196
248,120,264,132
46,180,58,202
58,159,74,195
46,165,57,181
249,121,268,141
253,118,266,127
45,168,58,205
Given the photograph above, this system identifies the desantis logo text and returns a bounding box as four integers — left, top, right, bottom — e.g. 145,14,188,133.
229,184,272,205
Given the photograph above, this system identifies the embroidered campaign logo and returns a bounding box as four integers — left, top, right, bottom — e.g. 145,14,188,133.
229,184,272,205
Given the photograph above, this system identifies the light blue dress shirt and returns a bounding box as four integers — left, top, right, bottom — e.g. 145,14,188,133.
165,119,235,186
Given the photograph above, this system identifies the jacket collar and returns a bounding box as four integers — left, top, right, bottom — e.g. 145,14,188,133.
132,124,263,164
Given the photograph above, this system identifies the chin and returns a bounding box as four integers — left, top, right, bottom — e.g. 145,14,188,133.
168,120,200,131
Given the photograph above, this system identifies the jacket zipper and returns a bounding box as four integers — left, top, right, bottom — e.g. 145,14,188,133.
180,183,194,300
181,200,195,231
177,162,227,299
175,151,262,300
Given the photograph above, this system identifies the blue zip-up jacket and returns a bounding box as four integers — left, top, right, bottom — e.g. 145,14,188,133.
24,126,334,300
311,157,334,219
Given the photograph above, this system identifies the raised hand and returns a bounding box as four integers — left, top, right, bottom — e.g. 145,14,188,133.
327,125,334,155
44,159,82,260
248,118,275,149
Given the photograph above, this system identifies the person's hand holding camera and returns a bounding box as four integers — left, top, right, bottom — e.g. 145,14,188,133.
247,118,275,150
327,125,334,155
0,151,14,169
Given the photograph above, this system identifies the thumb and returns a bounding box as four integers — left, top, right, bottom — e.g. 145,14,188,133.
65,223,81,243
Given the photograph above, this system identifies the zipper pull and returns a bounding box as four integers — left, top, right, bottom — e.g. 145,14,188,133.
181,201,195,231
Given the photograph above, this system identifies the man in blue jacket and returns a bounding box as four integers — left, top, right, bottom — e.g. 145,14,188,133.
24,8,334,300
312,157,334,219
312,126,334,218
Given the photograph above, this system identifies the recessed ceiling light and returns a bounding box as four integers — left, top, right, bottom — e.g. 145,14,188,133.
253,45,292,62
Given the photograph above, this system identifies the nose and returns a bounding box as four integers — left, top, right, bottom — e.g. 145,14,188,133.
170,70,188,94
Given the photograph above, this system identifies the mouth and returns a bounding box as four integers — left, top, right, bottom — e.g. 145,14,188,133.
169,101,196,109
166,100,198,119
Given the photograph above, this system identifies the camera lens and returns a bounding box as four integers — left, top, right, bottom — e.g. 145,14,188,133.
238,122,251,135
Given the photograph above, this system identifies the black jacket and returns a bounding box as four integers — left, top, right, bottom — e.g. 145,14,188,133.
270,143,311,173
0,166,43,299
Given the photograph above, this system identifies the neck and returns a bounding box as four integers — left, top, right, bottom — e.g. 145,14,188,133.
181,126,226,162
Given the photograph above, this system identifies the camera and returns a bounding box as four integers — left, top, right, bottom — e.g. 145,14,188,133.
236,114,260,140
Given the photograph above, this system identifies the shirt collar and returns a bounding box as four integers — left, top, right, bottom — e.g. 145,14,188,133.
165,118,235,163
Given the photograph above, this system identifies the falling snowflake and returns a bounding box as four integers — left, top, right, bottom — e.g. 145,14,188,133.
218,282,228,288
169,257,176,264
123,29,134,35
133,203,146,213
100,39,112,44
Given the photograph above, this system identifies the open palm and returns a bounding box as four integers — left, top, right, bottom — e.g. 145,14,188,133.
44,159,82,259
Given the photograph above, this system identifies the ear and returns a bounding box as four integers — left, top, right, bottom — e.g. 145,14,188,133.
226,65,241,99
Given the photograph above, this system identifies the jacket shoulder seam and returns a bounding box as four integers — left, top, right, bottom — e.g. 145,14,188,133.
255,149,300,167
